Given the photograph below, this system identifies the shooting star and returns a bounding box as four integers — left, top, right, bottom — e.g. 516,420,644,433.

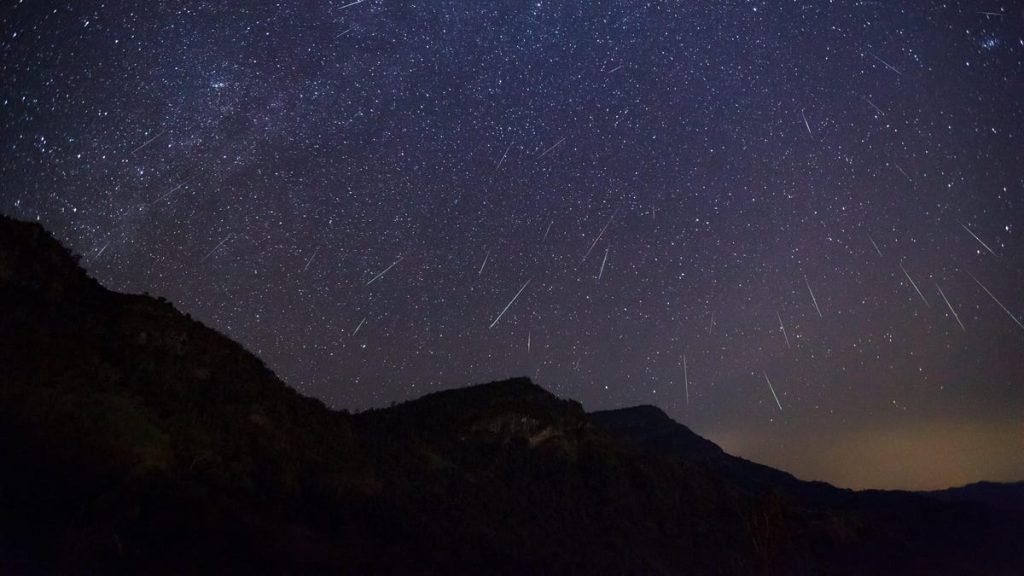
338,0,366,9
152,174,197,206
478,248,491,275
200,235,231,262
494,142,513,172
582,212,615,261
527,331,531,352
683,353,689,405
605,63,624,74
489,278,532,329
867,234,883,257
863,96,884,116
899,261,930,307
763,371,783,413
894,162,912,182
351,317,366,336
598,246,609,279
302,247,320,272
131,129,166,154
90,241,110,263
708,311,715,335
804,274,822,318
868,51,902,76
800,109,813,138
777,311,791,348
968,272,1024,332
365,256,402,286
536,137,565,160
935,284,965,331
542,220,553,242
334,25,355,39
960,223,998,257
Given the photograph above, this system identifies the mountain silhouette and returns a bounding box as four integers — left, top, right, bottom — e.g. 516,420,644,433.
924,481,1024,515
1,215,1022,575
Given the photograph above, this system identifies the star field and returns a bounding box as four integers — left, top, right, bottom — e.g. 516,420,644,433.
2,1,1023,489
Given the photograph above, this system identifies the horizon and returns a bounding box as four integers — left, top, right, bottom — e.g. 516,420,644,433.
365,374,1024,492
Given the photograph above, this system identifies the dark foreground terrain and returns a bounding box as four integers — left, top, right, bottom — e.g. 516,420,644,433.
1,215,1022,575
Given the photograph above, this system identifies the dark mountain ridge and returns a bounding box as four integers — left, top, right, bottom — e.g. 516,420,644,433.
924,481,1024,515
591,405,845,503
1,215,1022,574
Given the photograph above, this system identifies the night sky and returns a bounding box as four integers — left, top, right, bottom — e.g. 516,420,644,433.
2,1,1023,490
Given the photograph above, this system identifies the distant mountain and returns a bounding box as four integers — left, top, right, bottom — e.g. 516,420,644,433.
591,405,845,503
1,214,1022,575
923,481,1024,515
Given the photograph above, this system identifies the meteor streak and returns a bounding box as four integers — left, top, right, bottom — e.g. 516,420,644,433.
479,249,491,275
683,353,689,405
777,311,791,348
351,317,366,336
542,220,553,242
582,213,615,261
968,272,1024,332
867,234,883,257
536,137,565,159
489,279,531,329
960,223,998,257
495,142,513,172
200,235,231,262
800,109,813,138
763,371,783,413
935,284,965,331
366,256,402,286
303,247,320,272
804,275,822,318
899,261,929,307
598,246,609,279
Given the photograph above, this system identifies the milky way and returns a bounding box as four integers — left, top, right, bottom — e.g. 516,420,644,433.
2,1,1023,489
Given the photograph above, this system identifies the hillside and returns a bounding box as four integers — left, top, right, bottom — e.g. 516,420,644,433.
1,215,1022,575
924,481,1024,515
